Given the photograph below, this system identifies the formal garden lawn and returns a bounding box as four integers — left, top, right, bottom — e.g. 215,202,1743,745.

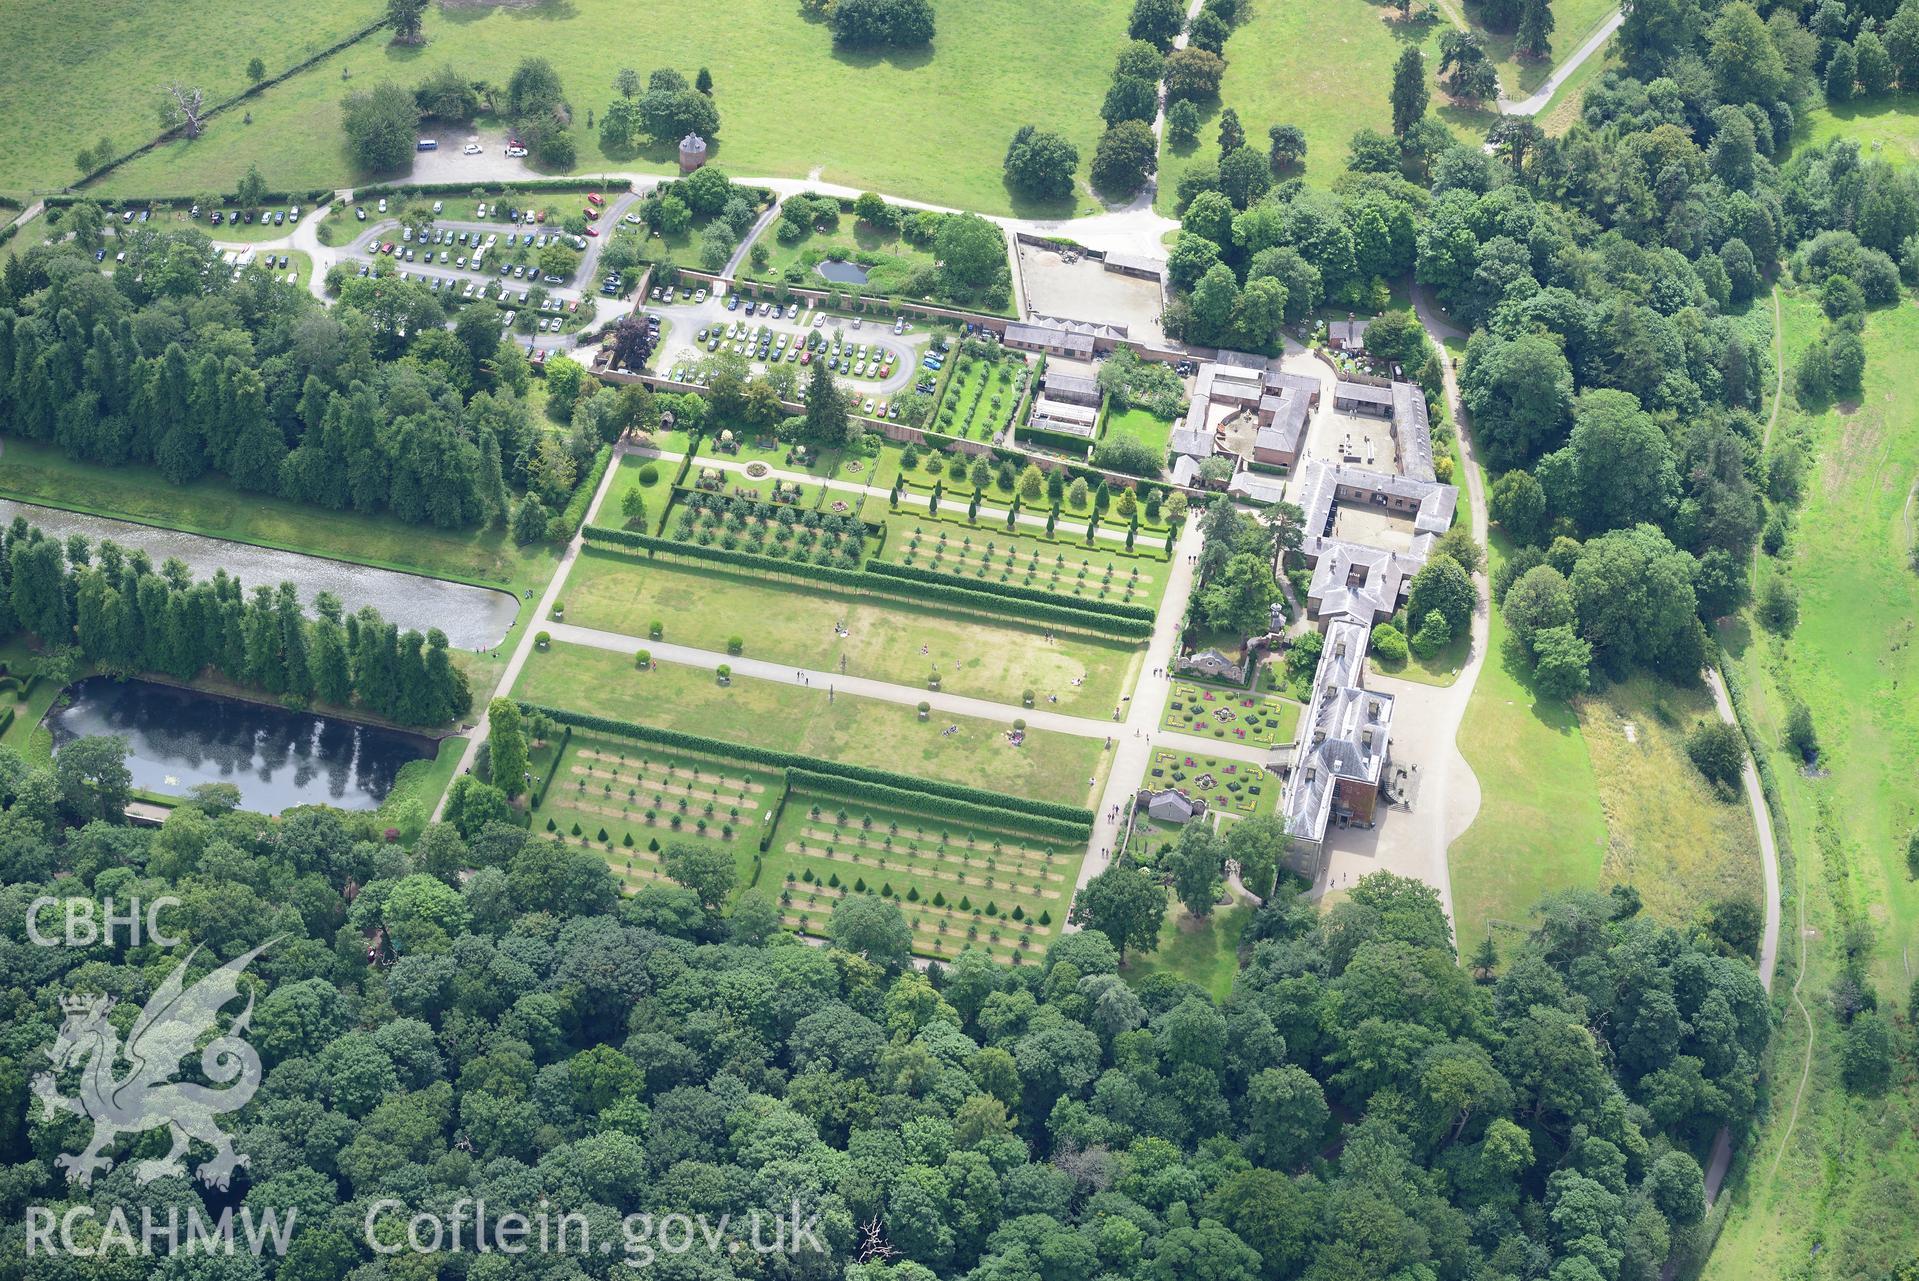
558,548,1142,713
1141,748,1280,821
876,509,1174,602
1446,533,1608,963
514,641,1111,808
0,438,557,592
1100,406,1175,463
767,788,1079,964
1156,0,1491,209
739,214,941,297
1704,295,1919,1280
86,0,1124,217
527,731,779,894
0,0,381,196
930,346,1034,440
1160,681,1301,748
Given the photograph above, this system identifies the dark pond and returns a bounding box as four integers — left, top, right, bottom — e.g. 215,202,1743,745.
46,678,435,814
815,259,870,285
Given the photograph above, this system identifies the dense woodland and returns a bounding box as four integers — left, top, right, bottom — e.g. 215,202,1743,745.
0,520,470,729
0,226,630,539
0,747,1763,1281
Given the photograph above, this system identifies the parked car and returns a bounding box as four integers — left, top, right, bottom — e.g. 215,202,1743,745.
586,192,605,206
463,143,483,155
505,145,528,158
417,139,439,151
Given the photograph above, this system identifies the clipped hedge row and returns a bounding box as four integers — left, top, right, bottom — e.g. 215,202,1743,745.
786,769,1091,842
580,526,1152,638
355,177,637,200
531,724,574,807
863,559,1156,622
0,707,13,737
519,704,1095,826
561,445,615,538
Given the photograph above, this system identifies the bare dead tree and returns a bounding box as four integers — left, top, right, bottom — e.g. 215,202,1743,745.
856,1217,897,1265
159,83,208,139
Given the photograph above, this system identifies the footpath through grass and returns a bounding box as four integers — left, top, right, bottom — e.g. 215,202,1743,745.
560,549,1141,715
513,640,1110,809
1704,296,1919,1281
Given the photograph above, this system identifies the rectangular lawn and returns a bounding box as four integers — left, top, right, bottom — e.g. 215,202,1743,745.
560,548,1142,715
514,641,1111,808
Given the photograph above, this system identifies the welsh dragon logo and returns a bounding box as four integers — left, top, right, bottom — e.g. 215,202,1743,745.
33,940,277,1189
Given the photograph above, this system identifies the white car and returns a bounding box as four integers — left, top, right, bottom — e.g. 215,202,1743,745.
852,317,862,329
463,143,483,155
505,145,528,158
377,198,388,213
813,314,826,328
476,203,488,218
433,200,444,214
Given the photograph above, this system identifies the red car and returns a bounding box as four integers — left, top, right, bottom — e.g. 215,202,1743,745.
534,210,547,223
584,206,601,220
585,226,599,236
586,192,604,206
381,242,395,254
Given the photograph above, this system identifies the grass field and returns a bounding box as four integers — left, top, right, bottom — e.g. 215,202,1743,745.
85,0,1125,217
1156,0,1492,209
1582,676,1762,930
1122,892,1255,999
529,732,781,893
1793,92,1919,167
0,0,382,196
1445,533,1608,962
0,439,557,592
514,640,1111,808
768,787,1078,964
1704,294,1919,1281
558,547,1142,714
1101,406,1175,462
1160,681,1301,748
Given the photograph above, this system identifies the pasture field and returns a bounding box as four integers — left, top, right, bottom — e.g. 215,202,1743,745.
1156,0,1491,210
559,549,1141,714
1581,675,1763,928
0,0,381,195
513,641,1110,808
85,0,1125,216
1704,295,1919,1281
